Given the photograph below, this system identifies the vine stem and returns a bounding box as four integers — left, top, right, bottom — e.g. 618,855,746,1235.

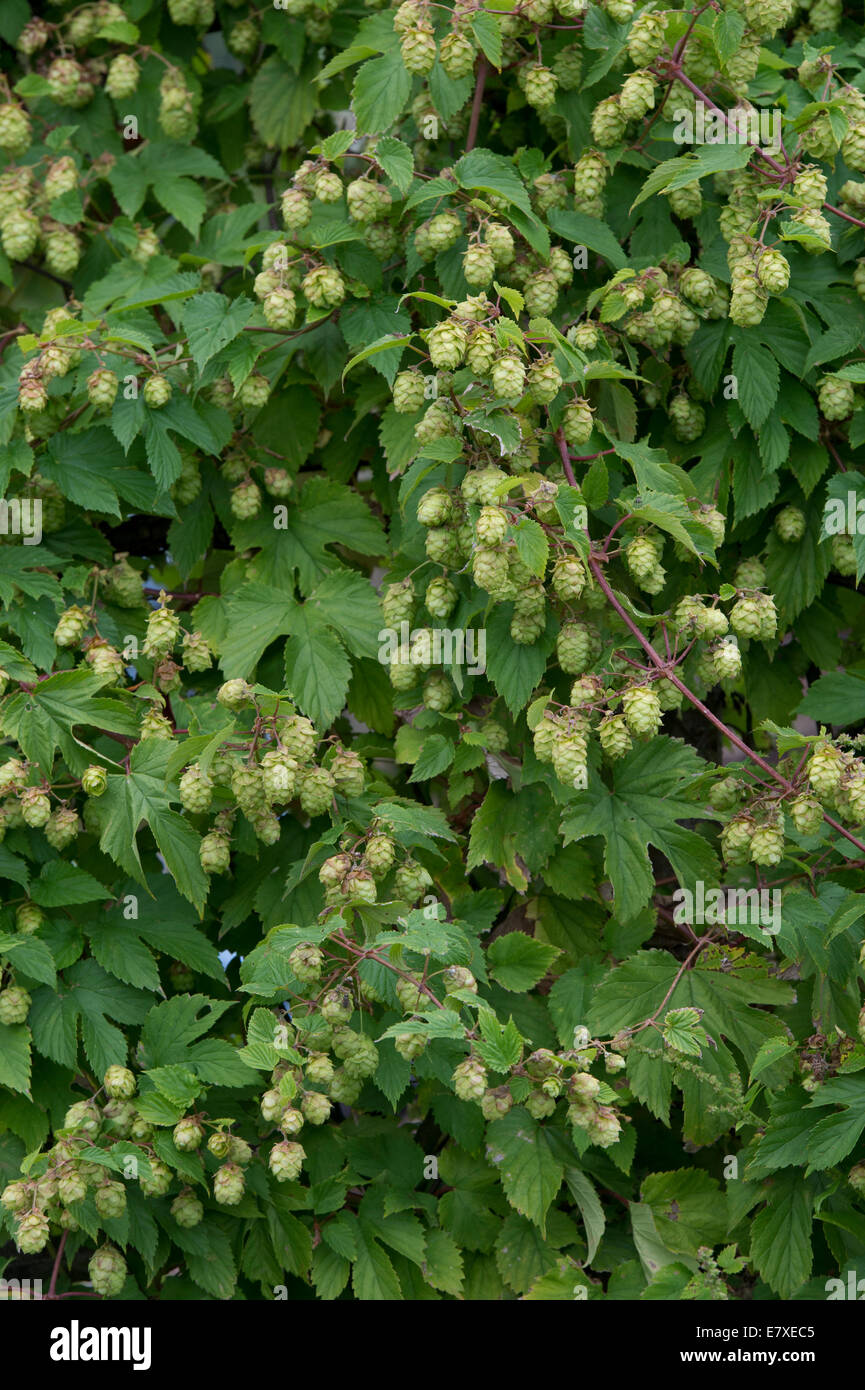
554,432,865,857
466,58,489,154
661,67,788,177
631,934,717,1035
46,1229,67,1300
824,201,865,229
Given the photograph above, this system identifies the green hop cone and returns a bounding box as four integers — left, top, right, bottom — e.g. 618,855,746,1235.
628,10,666,65
0,986,31,1024
552,731,588,788
89,1245,127,1297
173,1115,205,1150
213,1162,245,1206
179,764,213,814
103,1065,135,1100
171,1188,204,1228
756,249,790,294
557,621,593,674
620,70,656,121
818,374,855,421
524,64,558,110
463,243,496,288
669,394,705,442
428,320,467,370
395,1031,427,1060
440,31,476,79
720,815,755,866
400,22,437,75
393,370,426,413
17,1209,50,1255
269,1140,305,1182
301,1091,332,1125
394,857,432,903
552,555,587,600
808,743,844,800
452,1056,487,1102
200,830,231,875
599,713,632,760
290,943,323,984
95,1180,127,1220
591,95,627,146
713,639,742,682
750,821,785,867
775,506,805,543
562,399,594,448
790,794,823,835
622,685,662,738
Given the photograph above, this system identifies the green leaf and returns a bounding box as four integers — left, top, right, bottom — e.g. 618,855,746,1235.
561,738,719,924
632,143,755,210
375,135,414,194
98,742,208,911
487,934,559,993
0,1023,31,1094
485,1107,564,1234
798,671,865,723
475,1007,524,1072
470,11,503,68
423,1228,464,1295
641,1169,727,1256
547,208,626,270
30,862,107,908
353,50,412,135
513,518,549,577
219,583,299,675
181,293,255,373
563,1167,605,1265
250,54,317,147
484,605,557,716
733,338,780,429
713,9,746,62
750,1173,812,1298
284,611,351,727
352,1222,403,1300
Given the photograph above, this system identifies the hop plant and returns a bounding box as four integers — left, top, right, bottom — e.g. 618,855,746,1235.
89,1245,127,1297
87,368,119,411
17,1209,50,1255
818,374,855,421
790,794,823,835
775,506,805,542
0,986,31,1024
562,399,594,448
269,1140,305,1182
401,23,437,75
452,1057,487,1102
628,11,666,65
750,820,785,867
808,743,844,799
622,685,662,738
428,320,467,370
104,1065,136,1100
393,370,426,413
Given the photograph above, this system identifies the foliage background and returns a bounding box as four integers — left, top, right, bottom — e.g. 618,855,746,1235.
0,0,865,1302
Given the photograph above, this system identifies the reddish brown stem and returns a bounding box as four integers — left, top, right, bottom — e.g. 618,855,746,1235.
587,550,865,856
466,58,489,154
46,1229,67,1300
